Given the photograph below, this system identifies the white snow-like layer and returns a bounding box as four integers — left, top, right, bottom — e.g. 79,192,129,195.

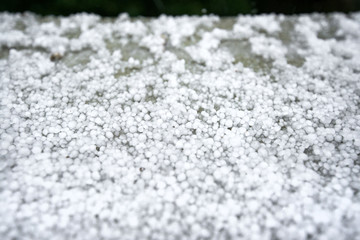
0,12,360,240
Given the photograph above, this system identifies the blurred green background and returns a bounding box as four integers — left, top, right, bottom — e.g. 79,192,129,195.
1,0,359,16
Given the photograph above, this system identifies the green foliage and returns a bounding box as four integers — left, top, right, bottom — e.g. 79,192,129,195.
0,0,358,16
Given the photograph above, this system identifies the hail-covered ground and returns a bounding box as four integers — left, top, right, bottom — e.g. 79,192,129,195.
0,12,360,240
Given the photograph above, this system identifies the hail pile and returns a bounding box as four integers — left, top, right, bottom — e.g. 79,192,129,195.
0,12,360,240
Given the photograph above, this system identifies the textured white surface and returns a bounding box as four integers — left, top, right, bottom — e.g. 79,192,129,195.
0,12,360,240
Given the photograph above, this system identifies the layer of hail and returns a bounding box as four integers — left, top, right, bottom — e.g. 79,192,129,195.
0,12,360,240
